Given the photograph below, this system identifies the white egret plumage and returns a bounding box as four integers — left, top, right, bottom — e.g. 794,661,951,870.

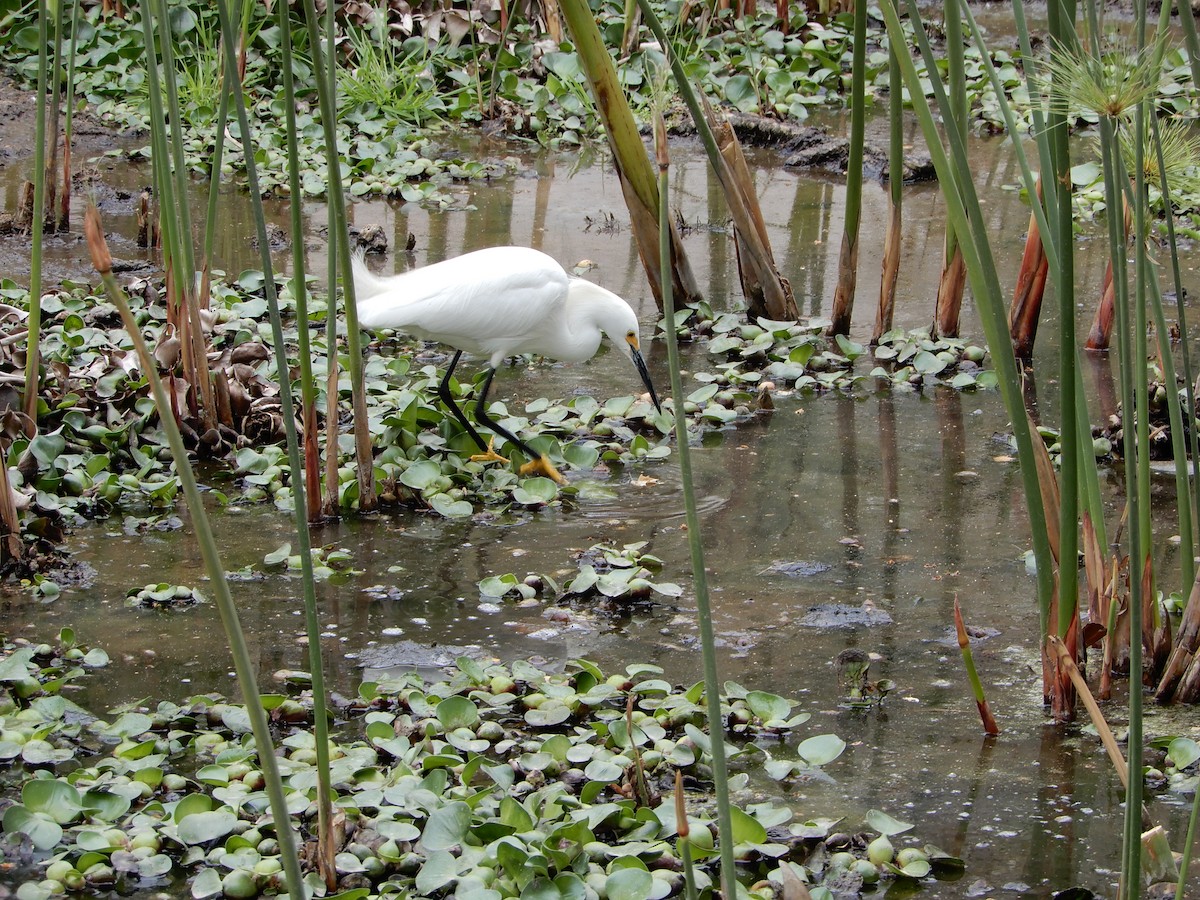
351,246,660,484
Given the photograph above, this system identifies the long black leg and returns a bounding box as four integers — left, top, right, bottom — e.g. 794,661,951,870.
437,350,490,452
473,367,542,461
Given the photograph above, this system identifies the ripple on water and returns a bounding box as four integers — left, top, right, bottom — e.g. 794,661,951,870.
575,462,727,521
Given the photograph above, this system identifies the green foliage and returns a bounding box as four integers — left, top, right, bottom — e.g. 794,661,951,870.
1,645,950,897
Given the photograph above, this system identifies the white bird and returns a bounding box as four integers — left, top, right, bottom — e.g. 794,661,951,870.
351,246,661,484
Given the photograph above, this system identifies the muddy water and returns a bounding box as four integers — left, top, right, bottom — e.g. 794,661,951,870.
3,126,1198,897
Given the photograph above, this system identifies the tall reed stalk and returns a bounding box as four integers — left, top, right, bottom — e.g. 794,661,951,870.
873,40,902,344
1046,0,1080,712
299,0,378,513
213,0,337,883
140,0,217,430
59,0,82,230
933,0,967,338
828,0,866,337
23,0,48,421
85,207,305,900
635,0,795,320
879,0,1056,649
558,0,702,313
655,117,738,900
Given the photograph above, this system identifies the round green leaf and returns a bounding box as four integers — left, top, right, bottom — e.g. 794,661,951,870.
3,807,63,850
605,867,653,900
866,808,914,836
177,810,238,845
797,733,846,767
436,696,480,730
23,780,82,824
430,494,474,518
191,866,223,899
420,801,472,852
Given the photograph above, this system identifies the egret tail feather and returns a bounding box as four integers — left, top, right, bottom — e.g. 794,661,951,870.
349,251,393,302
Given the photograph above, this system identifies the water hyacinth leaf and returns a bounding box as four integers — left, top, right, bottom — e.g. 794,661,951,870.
562,442,600,469
584,758,625,783
0,648,36,680
82,647,110,667
797,734,846,767
500,796,534,831
526,702,572,727
553,872,588,898
430,494,474,518
513,477,559,505
190,867,222,899
834,334,864,360
420,800,473,851
138,854,173,877
177,809,238,844
866,808,914,836
20,740,67,766
263,544,291,566
912,350,946,376
23,779,82,823
763,758,799,780
457,656,486,683
729,806,768,844
924,844,966,871
566,566,599,595
2,806,63,849
76,829,118,851
220,705,252,734
81,789,131,822
436,696,479,730
1167,737,1200,770
745,691,791,723
479,574,517,598
400,459,442,490
887,858,932,879
521,877,562,900
605,867,654,900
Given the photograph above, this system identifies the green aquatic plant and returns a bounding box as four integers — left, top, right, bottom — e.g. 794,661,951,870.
338,26,447,126
1,642,949,898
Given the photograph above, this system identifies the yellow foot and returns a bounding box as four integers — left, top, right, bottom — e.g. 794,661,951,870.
469,438,509,465
519,455,567,485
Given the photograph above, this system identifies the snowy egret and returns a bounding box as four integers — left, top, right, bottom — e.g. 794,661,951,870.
352,246,661,484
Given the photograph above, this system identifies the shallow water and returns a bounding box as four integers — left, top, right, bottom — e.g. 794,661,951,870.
3,119,1198,896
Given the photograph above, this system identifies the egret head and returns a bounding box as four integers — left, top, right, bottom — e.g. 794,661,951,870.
598,304,661,414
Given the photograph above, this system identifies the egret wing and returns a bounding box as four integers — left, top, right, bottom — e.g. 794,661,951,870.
357,248,570,360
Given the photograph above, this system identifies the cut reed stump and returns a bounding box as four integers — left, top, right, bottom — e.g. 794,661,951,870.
1009,178,1049,359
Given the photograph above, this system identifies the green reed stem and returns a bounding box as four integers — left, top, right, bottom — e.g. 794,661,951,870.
23,0,47,421
299,0,377,512
1177,0,1200,92
829,0,865,336
85,208,304,900
202,79,231,269
968,0,1110,555
1149,112,1199,581
62,0,81,228
140,1,214,428
1148,274,1193,585
1046,0,1079,641
151,0,197,291
273,0,334,872
885,0,1055,629
656,121,738,900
